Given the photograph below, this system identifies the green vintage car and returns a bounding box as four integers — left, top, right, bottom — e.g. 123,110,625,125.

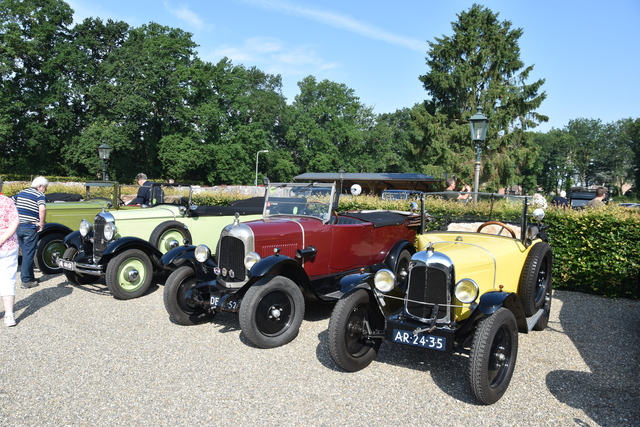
38,181,138,274
57,183,264,300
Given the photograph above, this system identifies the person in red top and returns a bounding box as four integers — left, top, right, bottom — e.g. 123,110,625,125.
0,176,20,326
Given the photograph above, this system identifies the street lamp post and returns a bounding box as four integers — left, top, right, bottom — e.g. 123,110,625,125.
254,150,269,186
469,107,489,197
97,143,112,181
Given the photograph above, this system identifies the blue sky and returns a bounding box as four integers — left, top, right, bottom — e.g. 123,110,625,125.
67,0,640,133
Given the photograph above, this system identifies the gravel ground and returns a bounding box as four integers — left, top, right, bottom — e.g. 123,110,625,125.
1,272,639,427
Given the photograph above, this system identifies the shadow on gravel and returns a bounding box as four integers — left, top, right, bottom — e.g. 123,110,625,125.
57,277,161,299
314,328,476,403
14,281,73,323
545,291,640,425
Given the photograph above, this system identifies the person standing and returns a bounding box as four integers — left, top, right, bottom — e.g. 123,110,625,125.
551,190,569,208
13,176,48,288
0,176,20,326
443,178,471,201
587,187,607,209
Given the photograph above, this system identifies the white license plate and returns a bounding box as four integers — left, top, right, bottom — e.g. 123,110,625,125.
391,329,446,351
58,260,76,271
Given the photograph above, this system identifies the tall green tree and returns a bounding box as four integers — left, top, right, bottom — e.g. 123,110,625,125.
415,4,547,190
0,0,73,174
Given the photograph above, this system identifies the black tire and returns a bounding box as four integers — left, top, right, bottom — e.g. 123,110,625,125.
105,249,153,300
239,276,305,349
36,232,67,274
163,265,215,325
468,308,519,405
394,249,412,290
61,247,99,286
149,221,192,254
519,242,552,317
328,289,383,372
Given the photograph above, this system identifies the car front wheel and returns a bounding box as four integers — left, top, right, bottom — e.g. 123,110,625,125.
62,247,99,286
105,249,153,300
468,307,519,405
328,289,382,372
163,265,214,325
239,276,305,349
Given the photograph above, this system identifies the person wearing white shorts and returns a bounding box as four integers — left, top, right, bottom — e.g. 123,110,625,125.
0,176,20,326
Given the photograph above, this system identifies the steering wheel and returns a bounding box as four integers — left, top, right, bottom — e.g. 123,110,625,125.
476,221,517,238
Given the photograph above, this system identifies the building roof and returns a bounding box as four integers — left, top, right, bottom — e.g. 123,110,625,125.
293,173,441,194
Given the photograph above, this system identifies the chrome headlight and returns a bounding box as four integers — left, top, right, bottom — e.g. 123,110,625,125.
79,219,92,237
194,245,211,263
454,279,479,304
244,252,261,270
103,222,117,241
374,269,395,293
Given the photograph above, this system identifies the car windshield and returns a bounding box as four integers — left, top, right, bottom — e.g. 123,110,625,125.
264,182,336,222
420,192,537,241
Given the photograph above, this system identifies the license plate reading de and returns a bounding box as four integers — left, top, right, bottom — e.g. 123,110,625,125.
391,329,446,351
210,296,238,311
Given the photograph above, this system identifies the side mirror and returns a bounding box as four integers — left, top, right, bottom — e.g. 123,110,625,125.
409,201,419,212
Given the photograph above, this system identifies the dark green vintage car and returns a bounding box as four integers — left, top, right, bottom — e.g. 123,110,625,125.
38,181,138,274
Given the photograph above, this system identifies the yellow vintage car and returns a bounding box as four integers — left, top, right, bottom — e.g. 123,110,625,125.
327,192,552,405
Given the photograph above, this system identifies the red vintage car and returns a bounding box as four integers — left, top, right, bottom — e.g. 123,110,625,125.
161,182,419,348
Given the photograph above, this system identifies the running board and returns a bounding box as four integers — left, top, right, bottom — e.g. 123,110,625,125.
526,308,544,332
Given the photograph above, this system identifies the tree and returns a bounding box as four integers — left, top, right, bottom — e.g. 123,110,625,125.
415,4,547,190
0,0,74,174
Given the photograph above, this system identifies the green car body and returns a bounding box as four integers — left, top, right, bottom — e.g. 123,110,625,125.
58,184,264,300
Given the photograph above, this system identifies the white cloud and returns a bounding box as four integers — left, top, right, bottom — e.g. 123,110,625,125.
241,0,425,51
164,1,211,32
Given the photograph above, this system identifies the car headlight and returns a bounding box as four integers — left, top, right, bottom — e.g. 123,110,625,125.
79,219,92,237
194,245,211,263
244,252,261,270
103,222,117,241
374,269,395,293
454,279,479,304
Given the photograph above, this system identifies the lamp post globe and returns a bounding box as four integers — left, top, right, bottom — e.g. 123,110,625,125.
97,143,111,181
469,107,488,196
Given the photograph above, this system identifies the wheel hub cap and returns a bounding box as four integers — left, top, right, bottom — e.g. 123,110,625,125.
269,305,282,321
126,268,139,282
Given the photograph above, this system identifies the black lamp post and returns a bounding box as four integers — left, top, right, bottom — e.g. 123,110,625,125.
97,143,111,181
469,107,489,196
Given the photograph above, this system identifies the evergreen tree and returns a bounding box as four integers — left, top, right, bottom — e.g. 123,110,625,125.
416,4,547,191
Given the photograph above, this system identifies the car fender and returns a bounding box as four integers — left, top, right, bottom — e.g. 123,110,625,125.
383,239,415,271
238,255,310,297
477,291,528,332
40,223,73,239
161,245,197,268
338,272,374,294
62,230,86,249
100,237,164,267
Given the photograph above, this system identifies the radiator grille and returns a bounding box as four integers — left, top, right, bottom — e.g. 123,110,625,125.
218,236,246,282
93,215,107,261
406,265,450,320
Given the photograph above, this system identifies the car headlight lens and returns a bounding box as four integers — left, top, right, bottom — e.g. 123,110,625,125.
79,219,92,237
194,245,211,263
374,269,395,293
455,279,479,304
244,252,261,270
103,222,117,241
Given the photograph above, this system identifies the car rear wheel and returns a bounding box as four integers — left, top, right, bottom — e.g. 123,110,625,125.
519,242,552,317
36,232,67,274
328,289,382,372
163,265,215,325
105,249,153,300
61,247,99,286
468,307,518,405
150,221,192,254
239,276,305,349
